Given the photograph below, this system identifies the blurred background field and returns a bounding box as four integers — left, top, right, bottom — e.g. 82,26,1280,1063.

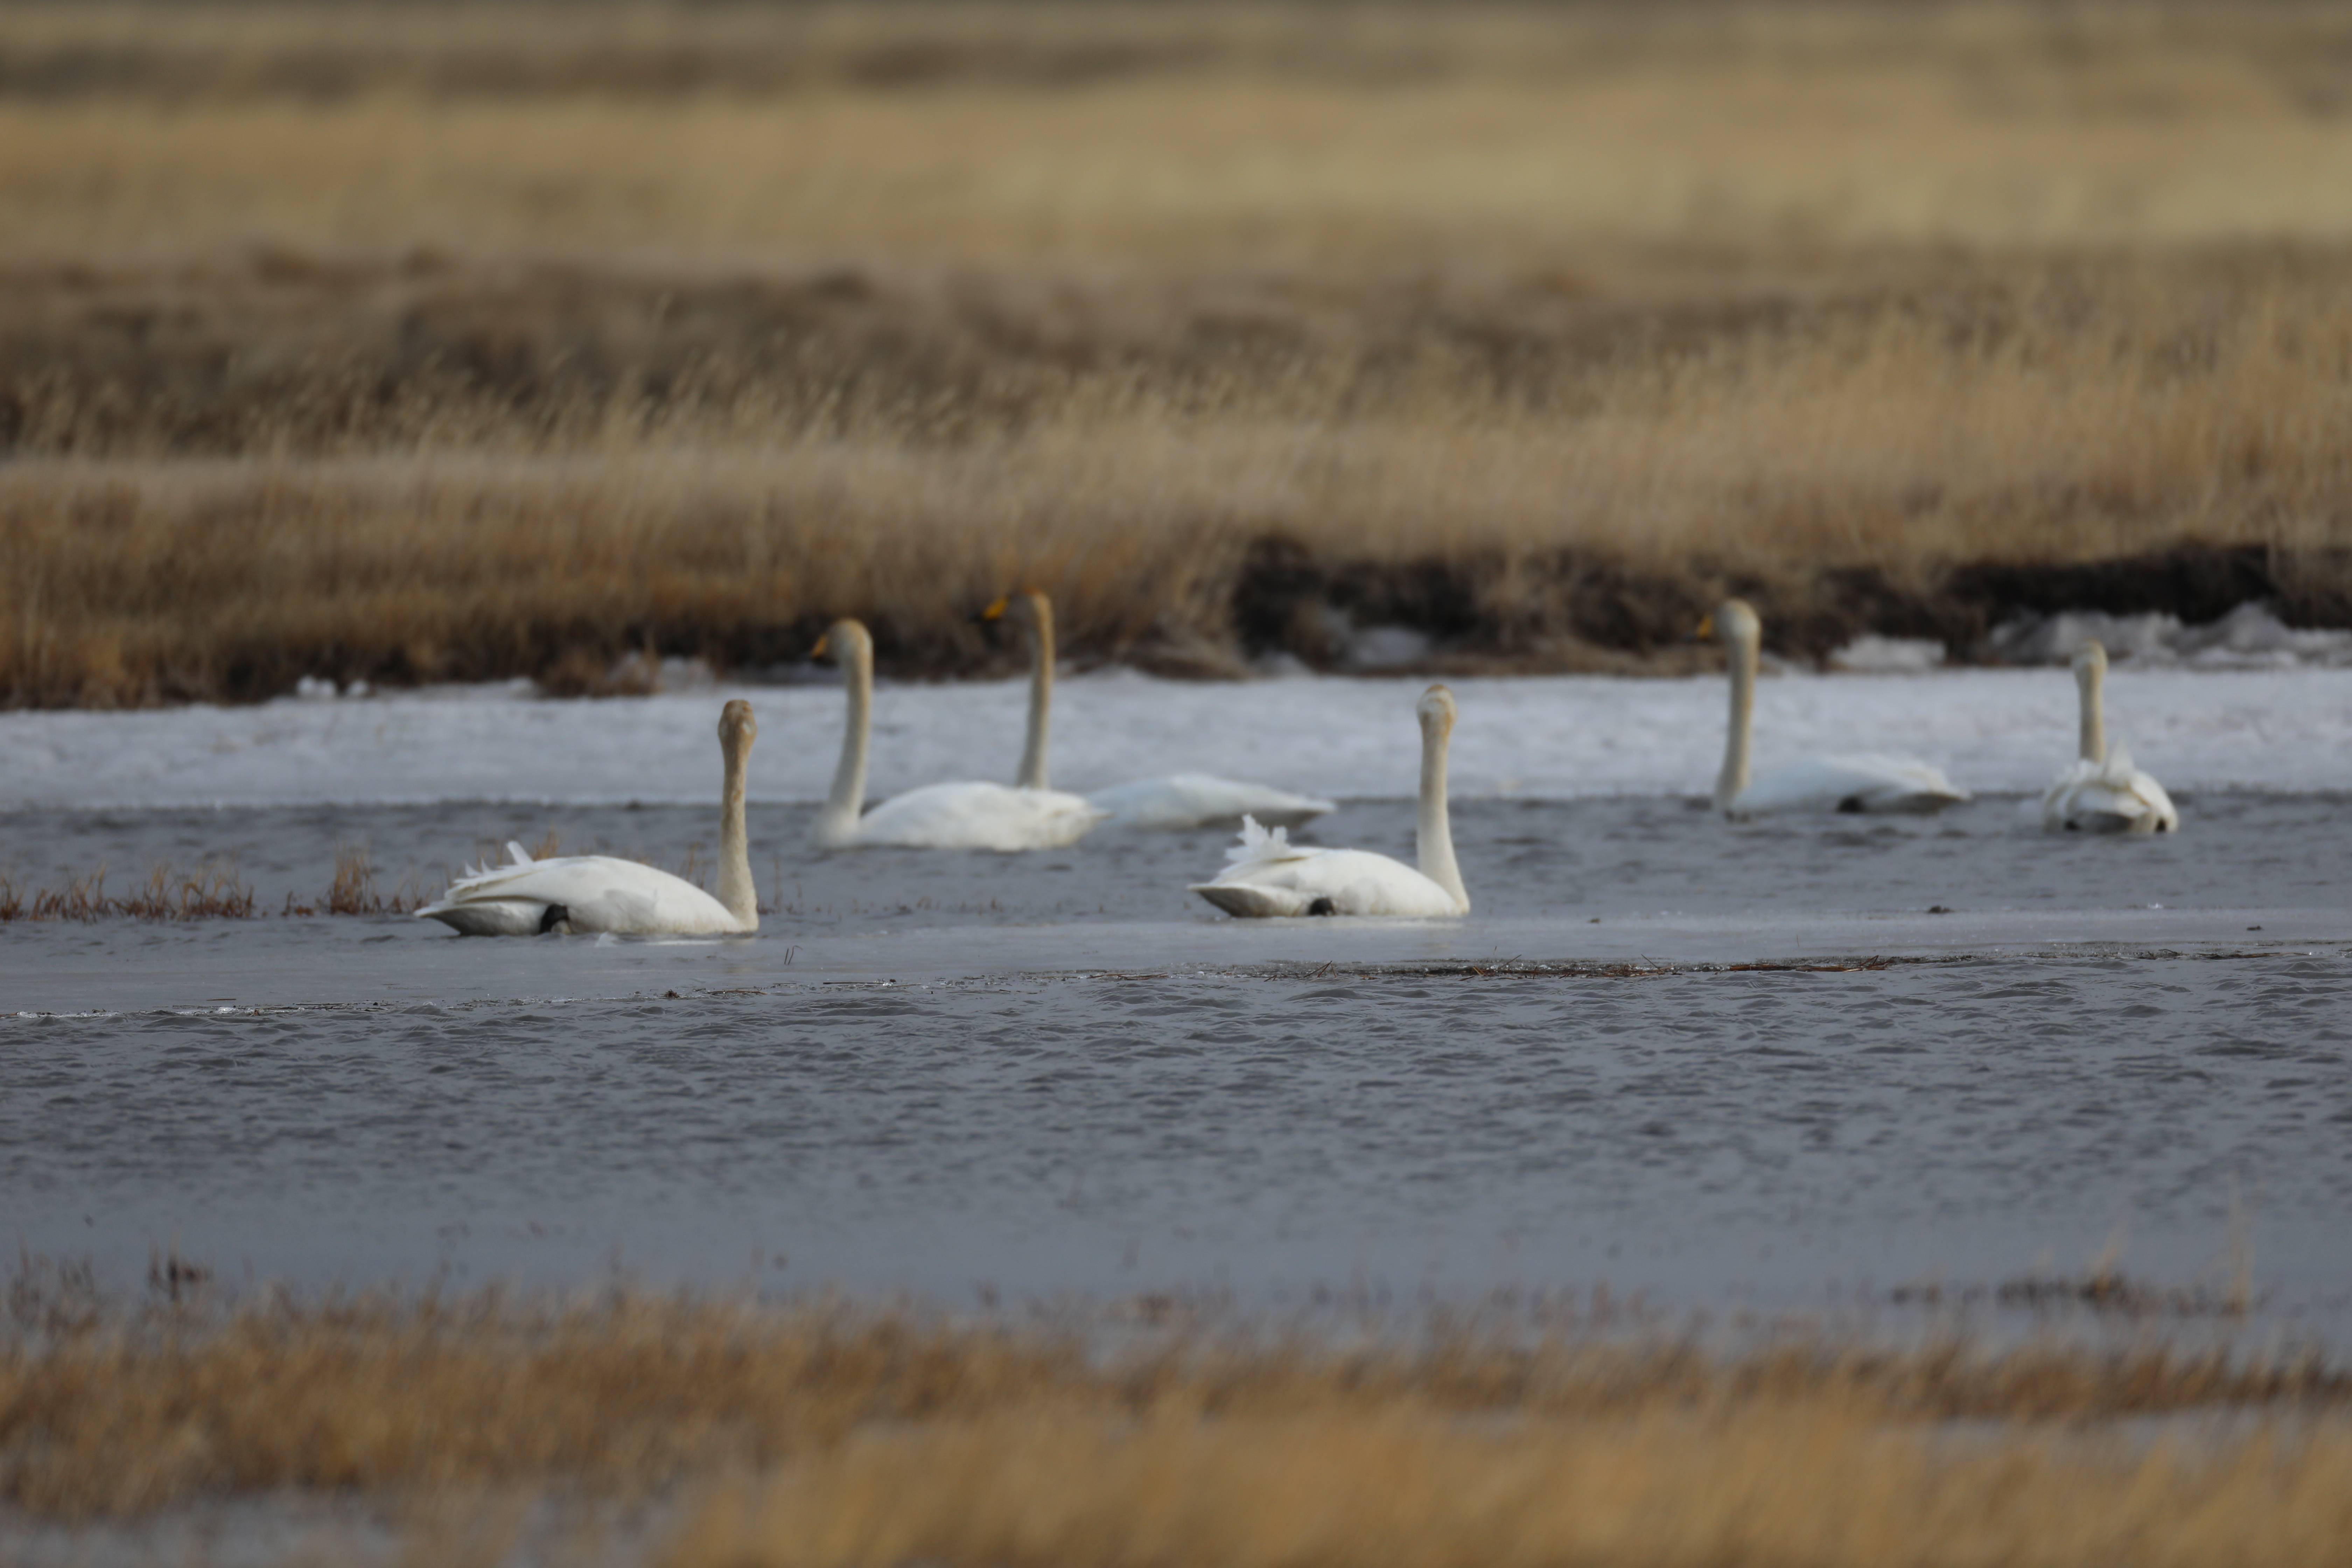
6,0,2352,704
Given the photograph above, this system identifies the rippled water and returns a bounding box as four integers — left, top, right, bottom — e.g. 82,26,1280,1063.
5,795,2351,1331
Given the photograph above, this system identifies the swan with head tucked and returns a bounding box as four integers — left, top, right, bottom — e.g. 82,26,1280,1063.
974,589,1336,831
811,617,1106,851
1190,685,1467,918
418,700,760,936
1704,599,1968,818
2042,640,2178,833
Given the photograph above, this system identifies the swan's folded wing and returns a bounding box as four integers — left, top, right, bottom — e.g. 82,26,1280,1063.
1091,775,1337,831
853,782,1107,851
1740,754,1967,815
1194,848,1459,918
2046,753,2177,833
421,854,735,933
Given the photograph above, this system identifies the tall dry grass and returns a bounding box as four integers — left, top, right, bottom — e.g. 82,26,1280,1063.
5,1275,2349,1566
7,4,2352,266
5,256,2349,702
6,1,2352,703
671,1404,2352,1568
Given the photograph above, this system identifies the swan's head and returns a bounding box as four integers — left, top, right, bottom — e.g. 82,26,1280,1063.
810,618,873,670
1416,683,1458,737
1700,598,1762,648
978,590,1052,630
2072,639,2108,682
718,698,757,751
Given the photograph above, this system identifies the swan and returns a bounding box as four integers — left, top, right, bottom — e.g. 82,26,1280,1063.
418,700,760,936
1088,772,1338,832
2042,640,2179,833
973,589,1337,832
810,617,1106,852
1703,599,1969,818
1190,685,1468,918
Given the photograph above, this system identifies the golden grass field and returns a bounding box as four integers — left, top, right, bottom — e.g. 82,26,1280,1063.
5,1270,2351,1564
5,1,2352,702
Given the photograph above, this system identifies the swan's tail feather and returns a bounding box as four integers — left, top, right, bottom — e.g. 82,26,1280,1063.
1222,814,1301,867
506,840,534,866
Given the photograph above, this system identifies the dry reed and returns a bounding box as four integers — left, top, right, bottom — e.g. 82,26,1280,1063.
5,254,2349,702
7,1,2352,704
0,861,255,920
3,1273,2348,1547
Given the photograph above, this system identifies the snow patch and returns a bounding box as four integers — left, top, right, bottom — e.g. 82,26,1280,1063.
1990,602,2352,669
1829,635,1945,674
4,661,2350,809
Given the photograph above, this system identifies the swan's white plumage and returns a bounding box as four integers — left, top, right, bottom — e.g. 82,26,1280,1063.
2043,640,2177,834
1190,686,1468,919
420,847,743,935
1087,773,1336,832
1707,599,1967,818
1730,754,1972,817
848,779,1105,851
812,616,1107,852
2042,747,2179,834
420,699,761,936
1190,817,1460,918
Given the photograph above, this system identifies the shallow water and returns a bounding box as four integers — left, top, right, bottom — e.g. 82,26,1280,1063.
5,794,2351,1332
9,790,2351,930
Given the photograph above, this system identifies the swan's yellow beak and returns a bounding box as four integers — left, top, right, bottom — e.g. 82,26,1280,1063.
1696,613,1715,639
809,631,830,660
980,595,1010,622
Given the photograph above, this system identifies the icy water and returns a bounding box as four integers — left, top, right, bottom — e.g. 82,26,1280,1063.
5,793,2351,1332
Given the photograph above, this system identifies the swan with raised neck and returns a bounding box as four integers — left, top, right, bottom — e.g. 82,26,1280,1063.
982,590,1056,791
2073,640,2109,764
419,699,758,935
1188,683,1466,918
809,615,1107,852
1700,597,1968,817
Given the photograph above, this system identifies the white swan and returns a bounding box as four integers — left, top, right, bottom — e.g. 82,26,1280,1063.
1089,772,1338,832
1190,685,1468,918
2043,640,2179,833
419,700,760,936
1704,599,1969,818
810,617,1106,852
967,589,1337,832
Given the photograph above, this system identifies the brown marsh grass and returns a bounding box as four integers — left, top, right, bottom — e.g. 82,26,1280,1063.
6,253,2350,702
0,861,255,919
9,4,2352,266
4,1276,2351,1565
6,1,2352,704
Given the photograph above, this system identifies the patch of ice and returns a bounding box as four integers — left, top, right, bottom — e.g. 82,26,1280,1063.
4,662,2350,808
1829,635,1945,674
1345,625,1435,670
603,653,717,693
1250,650,1314,680
1988,601,2352,669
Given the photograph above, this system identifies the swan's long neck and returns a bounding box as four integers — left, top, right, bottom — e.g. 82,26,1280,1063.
2077,660,2107,764
1016,595,1054,791
1716,632,1756,812
818,638,872,845
1416,716,1468,913
715,733,757,931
